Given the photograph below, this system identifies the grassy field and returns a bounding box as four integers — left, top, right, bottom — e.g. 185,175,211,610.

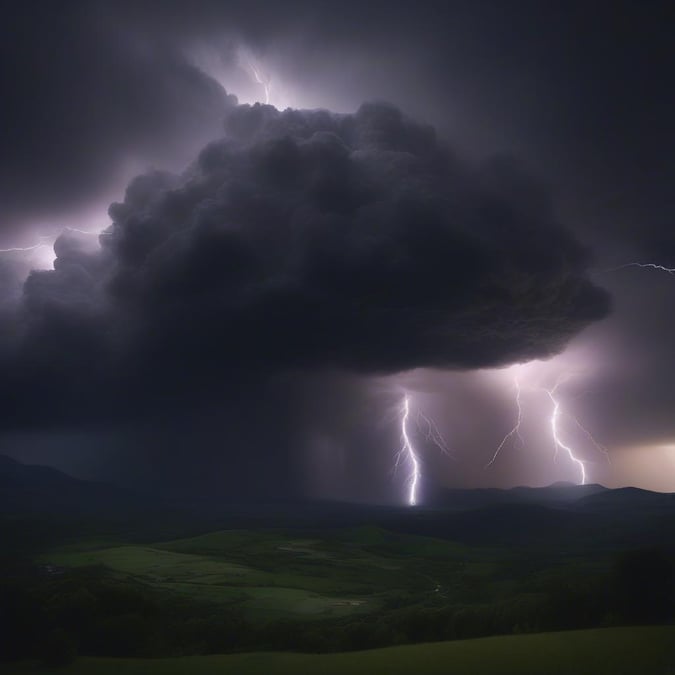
7,514,675,667
40,526,496,620
8,627,675,675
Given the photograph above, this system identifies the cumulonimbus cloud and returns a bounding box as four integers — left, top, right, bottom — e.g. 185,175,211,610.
0,100,610,429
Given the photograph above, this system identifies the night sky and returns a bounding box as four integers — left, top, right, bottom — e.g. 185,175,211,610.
1,0,674,503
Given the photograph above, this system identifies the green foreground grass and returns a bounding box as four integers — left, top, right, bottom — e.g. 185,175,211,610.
9,627,675,675
39,527,480,620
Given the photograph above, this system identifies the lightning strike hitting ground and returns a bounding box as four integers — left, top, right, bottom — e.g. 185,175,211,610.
486,376,524,468
396,395,421,506
545,381,587,485
393,394,455,506
485,372,608,483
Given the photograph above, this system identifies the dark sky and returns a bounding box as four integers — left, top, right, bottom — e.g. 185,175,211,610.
1,0,674,502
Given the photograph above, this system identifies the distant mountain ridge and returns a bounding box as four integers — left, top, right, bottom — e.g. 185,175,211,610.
577,485,675,511
426,481,609,510
0,454,83,487
2,455,675,551
1,454,674,520
0,454,144,515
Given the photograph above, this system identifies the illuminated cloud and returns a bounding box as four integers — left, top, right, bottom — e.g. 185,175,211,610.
0,100,610,435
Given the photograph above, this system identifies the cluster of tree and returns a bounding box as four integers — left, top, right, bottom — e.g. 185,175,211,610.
1,549,673,666
0,565,254,664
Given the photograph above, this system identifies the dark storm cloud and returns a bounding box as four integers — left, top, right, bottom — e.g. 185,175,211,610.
4,0,672,253
0,100,609,431
9,0,673,497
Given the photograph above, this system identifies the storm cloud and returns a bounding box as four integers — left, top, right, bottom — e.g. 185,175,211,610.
0,100,610,432
0,0,234,242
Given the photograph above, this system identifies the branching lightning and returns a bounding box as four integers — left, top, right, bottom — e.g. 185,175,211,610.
568,414,611,464
247,62,271,105
544,375,611,479
545,380,587,485
417,410,452,457
393,394,454,506
485,372,609,485
0,243,48,254
486,376,524,468
605,262,675,275
63,227,110,237
396,395,421,506
0,234,52,255
0,228,107,265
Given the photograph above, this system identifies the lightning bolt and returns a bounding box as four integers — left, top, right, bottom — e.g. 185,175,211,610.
395,395,420,506
248,62,271,105
485,372,608,484
545,380,587,485
63,227,110,237
393,394,454,506
568,414,611,465
486,376,524,468
544,375,611,485
0,234,53,255
0,243,48,254
0,228,107,261
605,262,675,275
417,410,452,457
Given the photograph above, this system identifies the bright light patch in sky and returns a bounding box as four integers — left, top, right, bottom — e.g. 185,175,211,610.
609,443,675,493
483,364,609,485
245,60,271,105
0,227,108,274
187,42,331,111
234,47,301,109
0,236,55,270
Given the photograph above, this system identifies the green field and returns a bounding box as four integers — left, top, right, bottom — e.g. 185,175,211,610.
7,627,675,675
6,518,672,664
40,527,489,620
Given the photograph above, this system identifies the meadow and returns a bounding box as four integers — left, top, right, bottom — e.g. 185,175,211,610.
7,627,675,675
38,526,554,622
3,494,675,669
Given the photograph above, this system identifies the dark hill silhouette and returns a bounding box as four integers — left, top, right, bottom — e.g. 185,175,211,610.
425,482,608,510
0,454,144,516
578,485,675,512
2,455,675,551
